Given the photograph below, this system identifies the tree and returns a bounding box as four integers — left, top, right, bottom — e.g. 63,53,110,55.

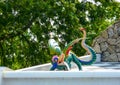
0,0,120,69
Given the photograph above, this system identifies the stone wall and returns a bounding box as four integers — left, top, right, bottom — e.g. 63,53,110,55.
92,20,120,62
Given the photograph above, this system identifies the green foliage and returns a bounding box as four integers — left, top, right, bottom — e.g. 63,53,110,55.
0,0,120,69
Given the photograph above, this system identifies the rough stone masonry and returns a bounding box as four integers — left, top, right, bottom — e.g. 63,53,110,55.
92,20,120,62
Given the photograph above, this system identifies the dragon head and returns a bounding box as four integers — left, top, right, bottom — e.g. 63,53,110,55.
48,39,62,55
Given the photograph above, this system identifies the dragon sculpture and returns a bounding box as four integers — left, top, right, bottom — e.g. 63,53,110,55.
48,28,96,71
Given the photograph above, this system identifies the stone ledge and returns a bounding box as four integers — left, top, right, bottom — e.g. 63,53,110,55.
92,20,120,62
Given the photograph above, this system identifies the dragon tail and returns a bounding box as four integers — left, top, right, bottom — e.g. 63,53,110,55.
78,28,96,65
78,45,96,65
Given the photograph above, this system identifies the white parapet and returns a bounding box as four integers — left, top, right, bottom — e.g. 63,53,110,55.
0,67,13,85
1,71,120,85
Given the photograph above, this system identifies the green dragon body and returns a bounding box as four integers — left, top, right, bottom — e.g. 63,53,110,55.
48,28,96,71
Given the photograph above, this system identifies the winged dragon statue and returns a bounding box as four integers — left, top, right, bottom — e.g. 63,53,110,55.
48,28,96,71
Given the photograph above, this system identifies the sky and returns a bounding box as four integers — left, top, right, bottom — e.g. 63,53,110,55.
79,0,120,2
116,0,120,2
